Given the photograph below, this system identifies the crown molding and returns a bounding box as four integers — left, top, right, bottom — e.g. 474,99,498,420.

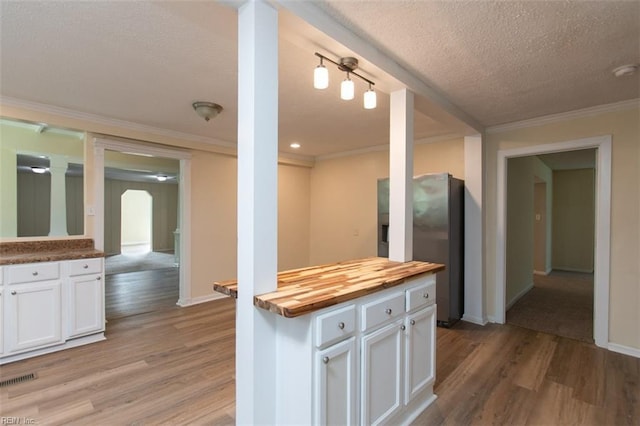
316,133,463,162
0,96,237,149
487,99,640,134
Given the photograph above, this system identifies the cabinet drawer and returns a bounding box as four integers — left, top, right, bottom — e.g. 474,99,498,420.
67,258,103,276
7,262,59,284
315,304,356,348
361,291,404,332
406,276,436,312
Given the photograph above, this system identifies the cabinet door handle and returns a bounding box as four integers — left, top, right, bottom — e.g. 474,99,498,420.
337,322,345,330
323,356,330,364
11,290,17,295
83,264,89,269
400,325,406,331
97,276,102,281
385,308,392,315
32,271,38,276
410,319,416,326
423,293,429,299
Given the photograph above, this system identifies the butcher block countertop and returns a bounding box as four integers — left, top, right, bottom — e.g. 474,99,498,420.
213,257,445,318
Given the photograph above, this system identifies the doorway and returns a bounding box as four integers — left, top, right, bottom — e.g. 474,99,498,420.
121,189,152,255
505,154,596,342
496,135,611,348
92,137,193,318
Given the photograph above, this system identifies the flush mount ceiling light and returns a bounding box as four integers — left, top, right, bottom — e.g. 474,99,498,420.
156,175,168,182
313,52,377,109
612,64,639,78
31,166,47,174
192,101,223,121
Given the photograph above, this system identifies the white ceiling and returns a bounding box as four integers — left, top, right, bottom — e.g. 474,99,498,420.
1,1,638,159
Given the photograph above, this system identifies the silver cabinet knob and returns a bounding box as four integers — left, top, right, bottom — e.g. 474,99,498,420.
32,271,38,276
323,356,329,364
338,322,345,330
385,308,392,315
410,319,416,326
400,325,406,331
83,264,89,269
423,293,429,299
11,290,17,295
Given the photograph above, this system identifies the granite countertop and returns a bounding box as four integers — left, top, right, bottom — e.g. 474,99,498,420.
0,238,104,265
213,256,445,318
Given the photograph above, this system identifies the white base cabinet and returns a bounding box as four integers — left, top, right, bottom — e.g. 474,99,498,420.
274,273,437,425
1,258,105,364
8,280,63,352
314,336,357,425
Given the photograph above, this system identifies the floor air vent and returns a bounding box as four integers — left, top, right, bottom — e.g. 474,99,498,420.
0,373,36,388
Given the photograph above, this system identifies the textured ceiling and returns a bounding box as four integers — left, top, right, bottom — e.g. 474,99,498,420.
317,0,640,126
1,1,638,158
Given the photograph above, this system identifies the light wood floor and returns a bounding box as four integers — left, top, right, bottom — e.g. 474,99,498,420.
106,268,180,320
1,298,638,425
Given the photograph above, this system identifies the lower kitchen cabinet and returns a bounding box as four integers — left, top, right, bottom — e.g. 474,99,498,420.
361,319,404,425
1,258,105,364
6,280,63,353
314,336,357,425
275,272,437,425
68,273,104,338
405,305,436,403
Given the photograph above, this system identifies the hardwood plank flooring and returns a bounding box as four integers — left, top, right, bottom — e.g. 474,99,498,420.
1,299,638,425
106,268,180,320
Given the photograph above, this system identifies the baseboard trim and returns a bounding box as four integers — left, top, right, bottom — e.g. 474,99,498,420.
177,292,227,307
461,314,488,325
552,267,594,274
505,282,534,311
608,343,640,359
533,269,552,276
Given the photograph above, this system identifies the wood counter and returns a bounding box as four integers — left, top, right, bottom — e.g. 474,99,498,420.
213,256,445,318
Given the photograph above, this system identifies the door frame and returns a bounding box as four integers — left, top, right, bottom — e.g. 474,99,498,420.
496,135,611,348
93,137,192,305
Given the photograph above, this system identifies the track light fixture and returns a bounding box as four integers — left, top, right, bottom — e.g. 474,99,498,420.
313,52,376,109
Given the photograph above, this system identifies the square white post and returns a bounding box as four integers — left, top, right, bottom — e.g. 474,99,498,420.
236,1,278,424
389,89,414,262
463,134,486,324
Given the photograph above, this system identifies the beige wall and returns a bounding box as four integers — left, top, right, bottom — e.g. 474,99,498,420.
309,138,465,265
505,156,534,306
552,168,595,272
486,106,640,349
533,182,547,273
189,151,312,299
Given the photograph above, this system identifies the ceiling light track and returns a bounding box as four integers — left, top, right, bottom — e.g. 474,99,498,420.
314,52,377,109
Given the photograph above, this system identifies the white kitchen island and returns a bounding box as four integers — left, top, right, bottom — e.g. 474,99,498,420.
214,256,444,425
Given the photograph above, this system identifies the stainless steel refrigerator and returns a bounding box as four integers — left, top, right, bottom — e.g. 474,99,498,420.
377,173,464,327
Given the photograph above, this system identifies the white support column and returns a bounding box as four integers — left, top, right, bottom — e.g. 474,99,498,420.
236,1,278,425
389,89,414,262
462,134,486,325
48,154,69,236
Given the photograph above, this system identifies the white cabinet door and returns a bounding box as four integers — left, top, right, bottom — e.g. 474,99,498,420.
405,304,436,403
68,274,104,338
361,319,404,426
315,337,357,426
7,281,63,353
